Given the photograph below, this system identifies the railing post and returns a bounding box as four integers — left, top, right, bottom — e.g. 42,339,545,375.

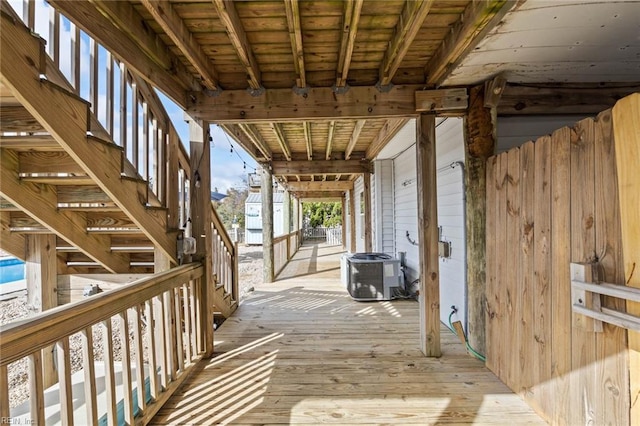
233,241,239,302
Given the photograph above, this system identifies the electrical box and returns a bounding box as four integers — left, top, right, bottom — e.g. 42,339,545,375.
438,241,451,259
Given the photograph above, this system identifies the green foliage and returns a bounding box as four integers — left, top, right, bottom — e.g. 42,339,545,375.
302,201,342,228
214,187,248,229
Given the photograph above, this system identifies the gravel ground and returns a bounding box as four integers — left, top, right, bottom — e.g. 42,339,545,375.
1,244,264,408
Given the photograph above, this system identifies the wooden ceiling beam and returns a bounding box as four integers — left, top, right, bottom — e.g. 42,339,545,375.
0,150,129,273
238,123,272,160
190,84,422,123
366,118,409,160
497,83,640,115
325,120,336,160
345,120,366,160
49,0,196,107
425,0,513,87
212,0,262,90
379,0,435,86
271,160,371,176
285,181,353,192
219,124,267,162
270,123,292,161
293,191,345,201
303,122,313,161
335,0,363,87
283,0,306,88
140,0,219,91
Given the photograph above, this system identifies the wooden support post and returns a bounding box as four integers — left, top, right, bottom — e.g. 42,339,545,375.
363,172,372,252
416,113,441,357
187,117,214,357
341,194,347,249
262,165,274,283
348,189,356,253
25,234,58,388
463,84,497,356
612,93,640,425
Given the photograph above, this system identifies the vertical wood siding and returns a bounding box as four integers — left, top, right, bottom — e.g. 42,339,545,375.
486,110,630,425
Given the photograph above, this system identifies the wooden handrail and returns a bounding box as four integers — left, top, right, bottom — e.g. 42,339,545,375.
210,202,234,256
0,263,203,365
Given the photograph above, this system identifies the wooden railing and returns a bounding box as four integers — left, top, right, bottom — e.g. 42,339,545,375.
211,203,239,303
274,230,302,278
0,264,205,424
6,0,191,224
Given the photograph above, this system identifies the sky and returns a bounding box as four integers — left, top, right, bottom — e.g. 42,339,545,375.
11,0,258,195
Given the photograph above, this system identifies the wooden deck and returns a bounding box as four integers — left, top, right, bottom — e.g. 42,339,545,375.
151,243,545,425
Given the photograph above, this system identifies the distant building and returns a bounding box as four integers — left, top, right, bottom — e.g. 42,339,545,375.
244,192,285,245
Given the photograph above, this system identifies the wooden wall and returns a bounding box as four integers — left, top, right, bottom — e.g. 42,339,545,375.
485,109,630,425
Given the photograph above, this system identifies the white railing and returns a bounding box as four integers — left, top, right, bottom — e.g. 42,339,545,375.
0,264,205,425
302,226,342,245
326,227,343,246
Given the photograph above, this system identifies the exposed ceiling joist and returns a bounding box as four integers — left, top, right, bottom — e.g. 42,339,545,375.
191,84,422,123
336,0,363,87
48,0,195,107
366,118,409,160
345,120,366,160
212,0,262,90
238,123,272,160
286,181,353,192
425,0,514,87
219,124,266,161
325,120,336,160
379,0,435,86
270,122,292,161
271,160,371,176
283,0,306,88
303,122,312,160
140,0,219,90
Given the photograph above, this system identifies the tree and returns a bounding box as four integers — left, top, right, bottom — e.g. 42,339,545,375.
214,187,248,229
302,201,342,228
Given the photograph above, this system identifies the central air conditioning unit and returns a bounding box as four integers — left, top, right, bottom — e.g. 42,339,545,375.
342,253,403,301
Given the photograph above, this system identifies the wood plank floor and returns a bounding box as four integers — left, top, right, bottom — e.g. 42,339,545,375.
151,243,546,425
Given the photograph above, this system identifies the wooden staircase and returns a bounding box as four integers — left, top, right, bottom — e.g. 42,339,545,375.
0,4,235,328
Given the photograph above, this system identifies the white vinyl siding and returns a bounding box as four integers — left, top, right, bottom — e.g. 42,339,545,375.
393,146,419,285
353,176,365,252
373,159,394,254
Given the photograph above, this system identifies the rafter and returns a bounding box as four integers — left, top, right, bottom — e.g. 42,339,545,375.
238,123,272,160
293,191,345,201
48,0,196,107
270,123,292,161
345,120,366,160
336,0,363,87
271,160,370,176
0,150,129,273
425,0,513,86
212,0,262,90
283,0,306,88
379,0,435,86
219,124,266,161
303,122,313,160
140,0,219,90
190,84,422,123
286,181,353,192
325,120,336,160
366,118,409,160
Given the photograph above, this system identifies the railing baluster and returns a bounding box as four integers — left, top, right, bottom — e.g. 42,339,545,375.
183,284,193,363
0,365,9,420
81,326,98,425
131,82,139,167
145,300,159,401
164,290,176,381
131,305,146,414
102,320,117,426
154,295,168,390
49,7,60,66
70,23,80,91
174,286,185,371
106,51,114,136
25,0,34,29
119,63,128,149
56,337,74,426
119,311,135,425
142,103,149,181
89,38,99,115
28,352,45,426
193,278,203,353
